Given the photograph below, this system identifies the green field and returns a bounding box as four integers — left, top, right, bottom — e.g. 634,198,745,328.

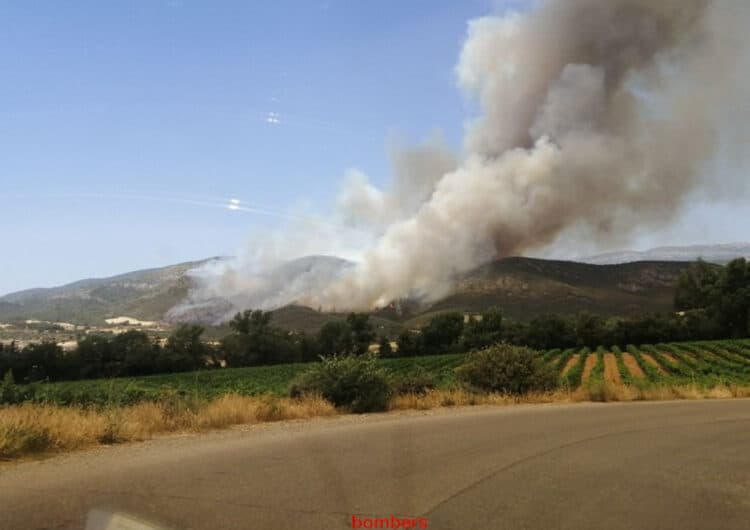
17,353,467,406
10,339,750,407
546,339,750,389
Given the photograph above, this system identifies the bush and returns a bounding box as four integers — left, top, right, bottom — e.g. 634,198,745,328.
289,354,392,413
455,343,557,394
392,366,436,396
0,370,19,404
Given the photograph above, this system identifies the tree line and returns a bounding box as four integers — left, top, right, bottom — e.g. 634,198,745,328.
2,258,747,384
0,310,376,383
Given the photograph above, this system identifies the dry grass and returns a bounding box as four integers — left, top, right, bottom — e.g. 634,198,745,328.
581,354,598,384
5,382,750,461
603,354,622,385
661,352,679,365
561,354,580,376
0,395,336,460
391,381,750,411
0,404,107,458
389,388,575,410
622,353,646,379
642,354,669,375
580,382,750,402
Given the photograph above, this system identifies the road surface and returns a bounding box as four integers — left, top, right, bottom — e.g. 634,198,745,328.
2,399,750,530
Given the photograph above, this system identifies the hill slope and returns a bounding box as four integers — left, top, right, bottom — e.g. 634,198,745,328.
0,259,217,325
0,256,696,329
409,257,689,325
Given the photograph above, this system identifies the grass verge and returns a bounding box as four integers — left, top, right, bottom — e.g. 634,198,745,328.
5,381,750,461
0,394,335,460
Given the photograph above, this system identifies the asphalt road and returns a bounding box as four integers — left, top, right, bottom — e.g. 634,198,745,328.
2,399,750,530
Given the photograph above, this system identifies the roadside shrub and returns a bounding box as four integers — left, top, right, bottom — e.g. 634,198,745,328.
1,370,19,405
455,343,557,395
392,366,436,396
289,354,392,413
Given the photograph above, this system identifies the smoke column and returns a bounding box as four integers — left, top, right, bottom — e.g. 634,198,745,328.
304,0,750,309
181,0,750,317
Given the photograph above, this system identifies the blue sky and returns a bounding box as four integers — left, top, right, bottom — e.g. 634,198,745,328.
0,0,497,294
0,0,746,296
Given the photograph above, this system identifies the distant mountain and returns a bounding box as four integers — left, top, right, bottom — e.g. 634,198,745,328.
403,257,691,326
0,259,219,325
165,255,354,324
0,254,698,330
580,243,750,265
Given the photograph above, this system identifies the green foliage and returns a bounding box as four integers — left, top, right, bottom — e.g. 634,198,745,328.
289,354,392,413
586,348,610,402
396,330,422,357
391,365,436,395
674,258,750,338
378,336,394,357
588,348,606,386
163,324,207,372
222,310,299,366
626,344,662,382
1,370,18,404
315,313,375,356
420,312,464,354
229,309,271,335
455,343,557,394
575,313,607,349
611,346,633,386
462,308,503,350
554,348,576,374
525,314,576,350
346,313,376,355
562,347,589,388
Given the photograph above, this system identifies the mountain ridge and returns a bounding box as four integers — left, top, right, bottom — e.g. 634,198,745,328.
579,242,750,265
0,254,712,330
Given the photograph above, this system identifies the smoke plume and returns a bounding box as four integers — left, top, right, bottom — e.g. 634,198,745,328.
180,0,750,317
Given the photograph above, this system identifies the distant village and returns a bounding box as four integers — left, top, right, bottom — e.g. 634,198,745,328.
0,316,171,350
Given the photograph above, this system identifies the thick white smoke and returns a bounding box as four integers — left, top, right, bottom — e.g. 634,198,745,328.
307,0,750,309
177,0,750,318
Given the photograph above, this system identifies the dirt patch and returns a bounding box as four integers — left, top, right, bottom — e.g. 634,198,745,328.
603,354,622,385
622,354,646,379
581,354,598,384
561,355,580,376
677,350,697,363
661,353,679,365
642,354,669,375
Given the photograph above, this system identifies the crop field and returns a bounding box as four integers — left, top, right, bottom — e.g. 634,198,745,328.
10,339,750,407
549,339,750,391
17,353,467,406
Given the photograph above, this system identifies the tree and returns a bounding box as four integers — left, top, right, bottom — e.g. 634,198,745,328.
378,335,393,357
347,313,375,355
396,330,422,357
462,308,503,350
421,313,464,354
674,258,750,339
715,258,750,337
317,321,354,356
674,259,721,311
163,324,207,372
76,335,114,378
222,310,298,366
230,310,272,335
112,330,159,376
525,314,575,350
574,312,607,349
21,342,65,382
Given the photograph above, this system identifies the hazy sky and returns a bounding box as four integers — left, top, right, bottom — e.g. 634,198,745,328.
1,0,747,295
